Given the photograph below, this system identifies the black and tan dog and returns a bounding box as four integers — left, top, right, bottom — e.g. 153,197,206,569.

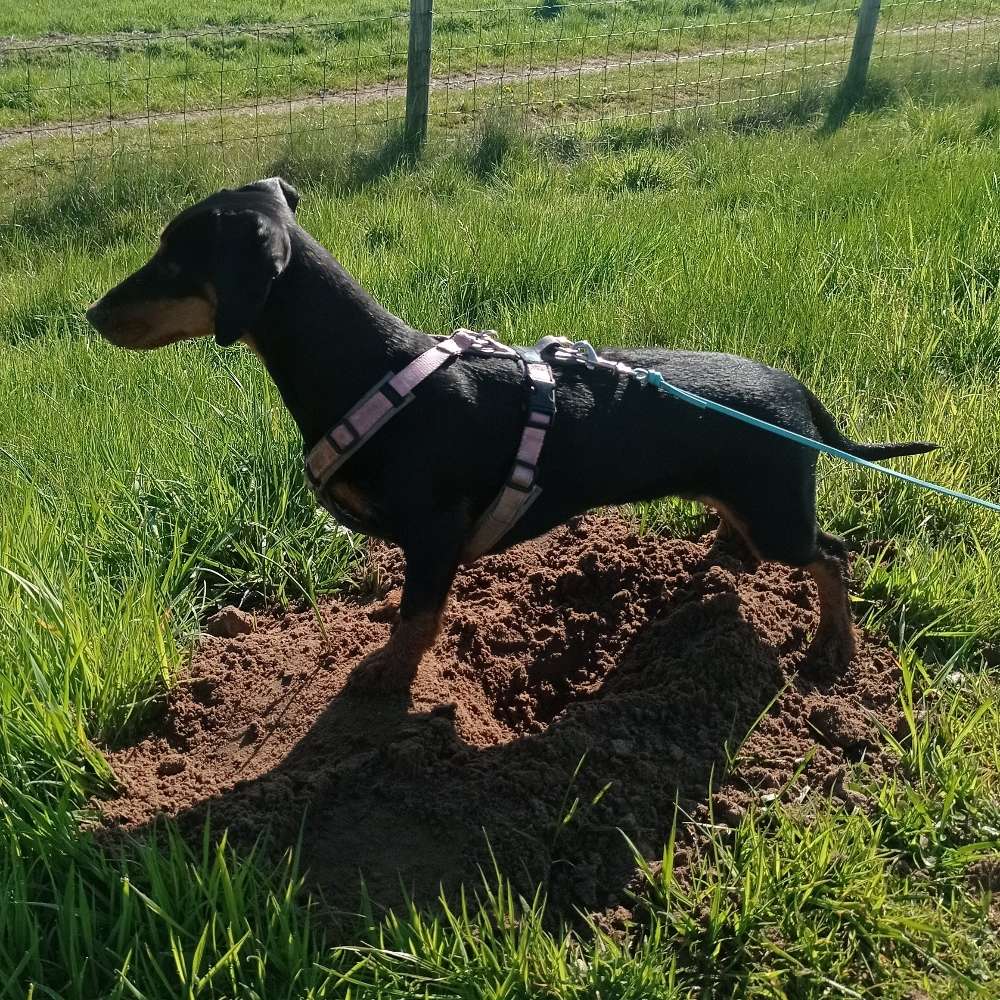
86,177,937,692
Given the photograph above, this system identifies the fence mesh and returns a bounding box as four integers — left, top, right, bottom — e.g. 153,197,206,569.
1,0,997,206
424,0,998,137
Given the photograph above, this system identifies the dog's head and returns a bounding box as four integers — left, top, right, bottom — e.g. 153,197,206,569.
85,176,299,350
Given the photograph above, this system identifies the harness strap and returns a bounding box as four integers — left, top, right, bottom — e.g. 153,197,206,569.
304,328,556,558
465,360,556,560
305,329,499,490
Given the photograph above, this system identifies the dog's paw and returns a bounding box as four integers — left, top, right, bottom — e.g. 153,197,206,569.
802,626,857,680
346,611,440,697
368,588,401,625
346,643,419,696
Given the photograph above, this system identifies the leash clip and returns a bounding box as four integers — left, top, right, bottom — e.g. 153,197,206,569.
572,340,603,368
535,336,615,370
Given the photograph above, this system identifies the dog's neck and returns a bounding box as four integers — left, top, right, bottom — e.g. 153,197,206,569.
250,228,433,450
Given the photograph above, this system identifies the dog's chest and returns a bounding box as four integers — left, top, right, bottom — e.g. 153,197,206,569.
317,480,388,538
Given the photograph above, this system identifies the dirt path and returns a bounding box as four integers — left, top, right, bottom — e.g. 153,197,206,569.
2,16,993,150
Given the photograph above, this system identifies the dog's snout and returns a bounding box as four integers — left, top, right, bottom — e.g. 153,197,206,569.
85,300,108,329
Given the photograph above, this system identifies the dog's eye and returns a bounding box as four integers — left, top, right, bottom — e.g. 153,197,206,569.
156,258,181,279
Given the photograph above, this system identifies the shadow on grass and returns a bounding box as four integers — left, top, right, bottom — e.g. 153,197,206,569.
1,126,422,246
821,75,901,136
466,113,524,181
533,0,565,20
270,126,422,193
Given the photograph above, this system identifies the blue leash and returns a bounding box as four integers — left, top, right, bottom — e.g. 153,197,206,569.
636,368,1000,514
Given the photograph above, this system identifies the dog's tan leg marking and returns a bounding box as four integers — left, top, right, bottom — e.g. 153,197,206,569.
348,608,444,695
369,587,402,624
806,555,857,671
328,481,374,521
701,496,761,567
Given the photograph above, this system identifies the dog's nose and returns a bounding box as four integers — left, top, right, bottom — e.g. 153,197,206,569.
85,300,107,329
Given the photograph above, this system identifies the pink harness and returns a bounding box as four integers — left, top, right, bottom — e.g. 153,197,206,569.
304,329,556,559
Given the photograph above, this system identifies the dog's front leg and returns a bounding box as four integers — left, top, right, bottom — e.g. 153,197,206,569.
347,510,467,696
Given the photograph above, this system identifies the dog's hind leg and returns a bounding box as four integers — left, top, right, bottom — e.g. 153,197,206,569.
709,469,856,673
804,531,857,674
703,497,761,569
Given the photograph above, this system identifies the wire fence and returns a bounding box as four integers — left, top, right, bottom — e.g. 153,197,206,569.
1,0,998,204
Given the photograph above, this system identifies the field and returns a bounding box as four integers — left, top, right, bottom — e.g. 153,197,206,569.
3,0,1000,991
2,0,992,144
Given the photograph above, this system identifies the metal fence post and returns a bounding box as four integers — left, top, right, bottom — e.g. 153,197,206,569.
841,0,882,103
405,0,434,152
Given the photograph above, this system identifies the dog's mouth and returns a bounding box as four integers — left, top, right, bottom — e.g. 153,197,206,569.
86,298,213,350
127,327,200,351
89,318,183,351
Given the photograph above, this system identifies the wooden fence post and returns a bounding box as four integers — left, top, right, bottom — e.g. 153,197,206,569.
841,0,882,104
405,0,434,153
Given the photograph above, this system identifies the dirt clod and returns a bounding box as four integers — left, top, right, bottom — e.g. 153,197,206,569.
156,755,186,777
100,514,901,921
205,606,255,638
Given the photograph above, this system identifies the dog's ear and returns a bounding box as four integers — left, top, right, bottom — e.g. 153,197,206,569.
273,177,300,213
211,209,291,347
242,176,300,214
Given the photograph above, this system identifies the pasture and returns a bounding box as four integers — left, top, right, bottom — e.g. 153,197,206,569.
1,1,1000,992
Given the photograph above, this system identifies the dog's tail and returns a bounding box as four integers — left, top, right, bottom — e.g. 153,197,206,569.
804,388,939,461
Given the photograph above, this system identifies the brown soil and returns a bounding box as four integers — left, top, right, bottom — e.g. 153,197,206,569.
100,513,901,921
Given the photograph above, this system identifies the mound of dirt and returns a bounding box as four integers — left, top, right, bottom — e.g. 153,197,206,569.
100,514,901,920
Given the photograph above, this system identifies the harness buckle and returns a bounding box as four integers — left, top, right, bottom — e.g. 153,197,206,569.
527,378,556,416
453,328,517,358
524,361,556,416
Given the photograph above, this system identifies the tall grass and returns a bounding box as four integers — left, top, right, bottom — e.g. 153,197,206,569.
2,83,1000,995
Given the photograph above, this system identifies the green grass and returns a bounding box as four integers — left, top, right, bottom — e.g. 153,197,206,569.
0,0,988,135
2,78,1000,996
3,0,383,36
0,0,921,38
